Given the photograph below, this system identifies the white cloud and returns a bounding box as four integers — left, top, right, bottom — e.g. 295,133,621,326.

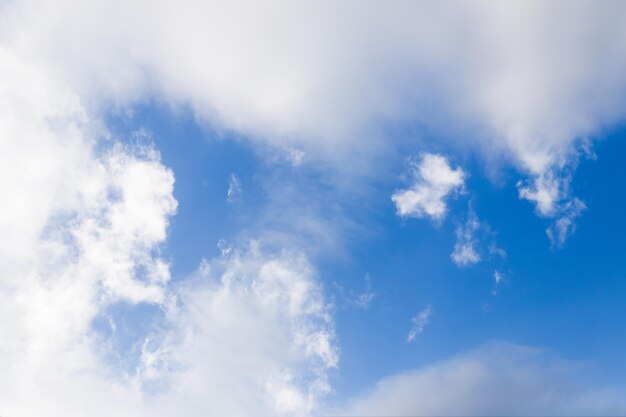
0,49,336,417
451,208,506,267
143,243,338,417
451,210,482,267
0,48,177,416
407,304,432,343
392,154,465,220
342,343,626,416
517,170,586,245
227,173,242,203
2,0,623,233
1,2,626,414
518,171,568,217
547,197,587,248
451,242,481,267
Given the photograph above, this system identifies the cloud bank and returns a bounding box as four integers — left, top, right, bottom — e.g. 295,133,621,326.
3,1,626,213
343,343,626,416
1,0,624,248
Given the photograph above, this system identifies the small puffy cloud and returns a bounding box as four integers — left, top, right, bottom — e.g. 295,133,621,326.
342,343,626,416
407,304,432,343
392,154,464,221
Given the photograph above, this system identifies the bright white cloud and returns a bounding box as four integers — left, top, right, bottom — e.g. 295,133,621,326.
143,243,338,417
342,343,626,416
407,304,432,343
0,49,336,417
392,153,465,220
1,1,626,414
0,48,177,416
2,0,623,234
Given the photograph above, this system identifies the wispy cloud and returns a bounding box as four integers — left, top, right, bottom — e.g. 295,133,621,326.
354,273,376,310
451,210,481,267
491,269,506,295
407,304,432,342
547,197,586,248
227,173,242,203
451,207,506,268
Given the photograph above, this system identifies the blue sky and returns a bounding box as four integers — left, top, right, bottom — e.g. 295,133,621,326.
113,102,626,404
3,1,626,416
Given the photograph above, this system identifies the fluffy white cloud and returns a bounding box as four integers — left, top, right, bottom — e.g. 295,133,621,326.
392,153,465,220
2,1,626,414
0,47,177,416
143,243,338,417
2,0,623,239
342,343,626,416
3,1,625,201
0,49,336,417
